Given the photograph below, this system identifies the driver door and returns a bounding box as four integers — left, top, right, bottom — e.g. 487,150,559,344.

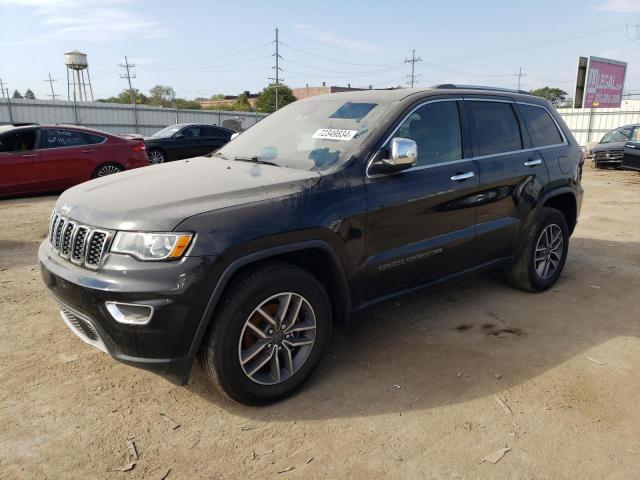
0,128,41,196
622,127,640,171
363,99,479,300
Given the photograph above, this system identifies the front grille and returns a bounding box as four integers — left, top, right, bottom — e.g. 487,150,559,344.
47,211,113,269
59,304,107,352
594,150,623,161
86,231,107,266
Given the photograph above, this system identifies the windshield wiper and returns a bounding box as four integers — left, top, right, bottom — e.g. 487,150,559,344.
233,156,280,167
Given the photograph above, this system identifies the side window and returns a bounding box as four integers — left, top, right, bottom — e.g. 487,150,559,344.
83,132,106,144
518,104,563,147
391,101,462,167
180,126,200,138
468,101,523,156
40,129,88,149
632,127,640,142
201,126,225,137
0,129,37,152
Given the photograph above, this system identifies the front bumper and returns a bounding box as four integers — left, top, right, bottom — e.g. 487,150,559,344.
39,240,218,384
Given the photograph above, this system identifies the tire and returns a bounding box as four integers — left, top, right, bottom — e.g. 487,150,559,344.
199,262,332,405
148,148,166,165
505,207,569,292
92,162,123,178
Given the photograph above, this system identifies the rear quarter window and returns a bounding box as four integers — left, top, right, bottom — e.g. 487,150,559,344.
518,104,563,147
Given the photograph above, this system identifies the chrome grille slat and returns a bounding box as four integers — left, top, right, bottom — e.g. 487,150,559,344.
47,210,113,269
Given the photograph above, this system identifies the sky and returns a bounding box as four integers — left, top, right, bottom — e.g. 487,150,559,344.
0,0,639,101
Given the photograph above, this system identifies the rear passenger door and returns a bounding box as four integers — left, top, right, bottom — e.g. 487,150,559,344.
200,126,232,155
38,128,97,190
466,98,549,263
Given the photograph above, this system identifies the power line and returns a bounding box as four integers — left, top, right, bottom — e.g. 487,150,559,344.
119,56,139,133
404,49,422,88
44,73,58,101
280,42,403,67
279,56,401,75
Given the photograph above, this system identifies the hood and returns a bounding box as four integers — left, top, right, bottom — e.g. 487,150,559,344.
591,141,626,153
57,156,321,231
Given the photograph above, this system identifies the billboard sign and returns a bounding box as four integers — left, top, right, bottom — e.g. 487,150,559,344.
582,56,627,108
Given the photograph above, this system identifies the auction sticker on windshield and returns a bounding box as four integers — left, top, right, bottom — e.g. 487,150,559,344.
312,129,358,141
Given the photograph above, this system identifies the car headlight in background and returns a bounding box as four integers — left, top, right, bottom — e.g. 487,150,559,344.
111,232,193,260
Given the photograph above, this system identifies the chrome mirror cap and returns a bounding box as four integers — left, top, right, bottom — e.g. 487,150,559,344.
384,137,417,170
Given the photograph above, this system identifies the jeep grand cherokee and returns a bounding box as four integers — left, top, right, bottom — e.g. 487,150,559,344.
39,86,584,405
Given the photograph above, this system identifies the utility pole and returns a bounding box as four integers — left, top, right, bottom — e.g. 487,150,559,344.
404,49,422,88
0,78,5,98
515,67,527,90
120,56,139,133
45,73,58,101
269,28,283,111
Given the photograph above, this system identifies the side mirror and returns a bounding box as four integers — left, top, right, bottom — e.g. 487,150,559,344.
174,133,185,139
382,137,417,170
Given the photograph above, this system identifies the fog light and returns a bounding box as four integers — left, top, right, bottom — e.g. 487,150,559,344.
105,302,154,325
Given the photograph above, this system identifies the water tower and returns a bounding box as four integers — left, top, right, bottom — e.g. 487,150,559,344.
65,50,94,102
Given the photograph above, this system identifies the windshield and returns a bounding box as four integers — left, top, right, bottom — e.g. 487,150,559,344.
216,98,395,171
151,125,182,138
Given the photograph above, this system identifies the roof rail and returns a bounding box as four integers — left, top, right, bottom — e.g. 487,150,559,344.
432,84,530,95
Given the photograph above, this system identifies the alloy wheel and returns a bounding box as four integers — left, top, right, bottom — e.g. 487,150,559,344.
238,292,317,386
149,150,165,165
534,224,563,280
96,164,122,177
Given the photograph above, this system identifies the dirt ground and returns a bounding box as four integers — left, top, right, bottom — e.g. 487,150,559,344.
1,165,640,479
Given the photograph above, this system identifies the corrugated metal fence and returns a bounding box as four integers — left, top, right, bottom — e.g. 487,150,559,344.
0,98,267,136
557,106,640,147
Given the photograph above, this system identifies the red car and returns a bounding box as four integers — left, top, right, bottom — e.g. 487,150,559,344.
0,124,150,197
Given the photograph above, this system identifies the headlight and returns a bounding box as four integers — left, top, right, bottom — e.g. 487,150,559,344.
111,232,193,260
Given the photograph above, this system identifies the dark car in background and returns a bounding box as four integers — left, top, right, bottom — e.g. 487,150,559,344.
144,123,234,164
622,131,640,171
0,124,149,197
590,124,640,169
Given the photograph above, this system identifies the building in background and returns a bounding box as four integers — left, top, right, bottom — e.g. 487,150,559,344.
291,83,367,100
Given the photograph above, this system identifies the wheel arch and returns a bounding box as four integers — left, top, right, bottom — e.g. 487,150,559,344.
540,189,578,235
187,240,351,360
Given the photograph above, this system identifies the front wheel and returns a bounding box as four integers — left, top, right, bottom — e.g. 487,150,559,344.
199,262,332,405
505,207,569,292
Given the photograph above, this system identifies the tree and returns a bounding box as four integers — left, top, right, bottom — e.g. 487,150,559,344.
174,98,202,110
530,87,568,107
234,92,252,111
12,89,23,99
255,84,296,113
24,89,36,100
148,85,176,107
98,89,148,105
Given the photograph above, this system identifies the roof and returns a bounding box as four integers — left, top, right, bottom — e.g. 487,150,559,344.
301,85,542,105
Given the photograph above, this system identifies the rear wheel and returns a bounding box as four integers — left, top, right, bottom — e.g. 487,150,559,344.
92,163,123,178
199,262,332,405
505,207,569,292
148,149,166,165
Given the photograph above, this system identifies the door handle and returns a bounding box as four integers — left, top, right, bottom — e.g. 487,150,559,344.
450,172,475,181
628,144,639,149
21,154,38,158
524,159,543,167
81,149,97,153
